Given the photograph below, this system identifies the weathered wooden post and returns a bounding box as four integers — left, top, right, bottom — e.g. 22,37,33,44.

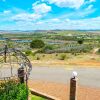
18,64,25,83
4,45,7,63
70,71,78,100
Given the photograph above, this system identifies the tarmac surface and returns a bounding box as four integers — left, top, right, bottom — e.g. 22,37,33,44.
30,66,100,88
0,66,100,88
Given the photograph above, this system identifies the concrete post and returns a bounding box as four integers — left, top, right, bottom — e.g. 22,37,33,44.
69,71,78,100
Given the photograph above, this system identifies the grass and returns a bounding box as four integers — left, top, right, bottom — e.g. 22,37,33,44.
31,94,46,100
29,53,72,61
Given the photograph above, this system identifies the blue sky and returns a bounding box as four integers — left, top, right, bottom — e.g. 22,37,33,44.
0,0,100,30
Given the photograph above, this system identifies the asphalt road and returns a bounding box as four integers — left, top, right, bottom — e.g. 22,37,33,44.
0,66,100,88
30,66,100,88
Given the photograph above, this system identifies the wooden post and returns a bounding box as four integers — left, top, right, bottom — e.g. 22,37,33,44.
69,71,77,100
18,67,25,83
4,45,7,63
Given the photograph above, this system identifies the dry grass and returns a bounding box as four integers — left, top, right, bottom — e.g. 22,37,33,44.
30,53,100,67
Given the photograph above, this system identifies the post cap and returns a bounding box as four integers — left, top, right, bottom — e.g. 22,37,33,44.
72,71,77,78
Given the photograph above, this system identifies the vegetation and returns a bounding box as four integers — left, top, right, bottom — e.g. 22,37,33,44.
30,39,45,49
77,40,84,44
31,94,46,100
25,50,32,56
0,80,28,100
36,56,40,60
59,54,66,60
40,45,56,53
1,30,100,55
1,30,100,99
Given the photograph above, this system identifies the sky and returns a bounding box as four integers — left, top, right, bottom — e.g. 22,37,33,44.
0,0,100,30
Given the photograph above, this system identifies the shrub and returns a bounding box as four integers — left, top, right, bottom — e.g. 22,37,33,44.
97,48,100,54
25,50,32,56
77,38,84,44
0,80,28,100
77,40,83,44
30,39,45,49
36,56,40,60
59,54,66,60
42,55,45,57
41,45,55,53
44,45,54,50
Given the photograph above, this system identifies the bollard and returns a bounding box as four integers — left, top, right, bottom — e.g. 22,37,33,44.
18,67,25,83
70,71,78,100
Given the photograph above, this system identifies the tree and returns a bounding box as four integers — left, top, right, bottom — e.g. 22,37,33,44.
30,39,45,48
77,37,84,44
77,40,83,44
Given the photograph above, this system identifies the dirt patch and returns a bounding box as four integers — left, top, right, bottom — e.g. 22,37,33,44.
28,80,100,100
31,60,100,68
68,60,100,67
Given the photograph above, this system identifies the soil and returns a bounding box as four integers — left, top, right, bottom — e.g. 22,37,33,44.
31,60,100,67
28,80,100,100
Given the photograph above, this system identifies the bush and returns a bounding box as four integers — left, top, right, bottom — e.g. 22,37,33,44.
30,39,45,49
97,48,100,54
77,38,84,44
25,50,32,56
55,54,58,56
41,45,55,53
77,40,83,44
42,55,45,57
59,54,66,60
0,80,28,100
44,45,54,50
36,56,40,60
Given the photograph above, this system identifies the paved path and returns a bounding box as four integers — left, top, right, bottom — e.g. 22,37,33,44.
30,66,100,88
0,66,100,88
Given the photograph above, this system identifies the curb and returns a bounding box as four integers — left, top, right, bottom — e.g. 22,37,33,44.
29,88,60,100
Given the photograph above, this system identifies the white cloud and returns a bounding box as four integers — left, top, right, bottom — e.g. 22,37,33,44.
32,3,51,14
36,21,43,25
1,16,100,30
51,18,60,22
43,0,85,9
11,2,51,22
89,0,96,3
64,17,100,30
37,18,60,24
65,19,70,22
85,5,93,10
28,17,100,30
60,4,95,19
11,13,42,22
3,10,11,14
0,10,11,16
85,0,96,4
46,17,100,30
